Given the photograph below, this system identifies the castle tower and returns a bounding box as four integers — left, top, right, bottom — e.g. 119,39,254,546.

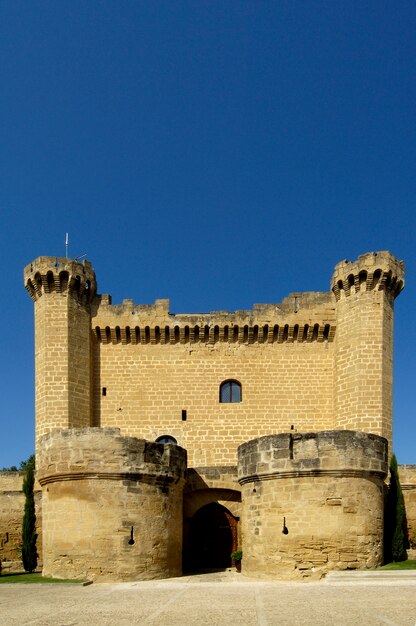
331,251,404,452
238,431,388,579
24,257,97,453
37,429,187,581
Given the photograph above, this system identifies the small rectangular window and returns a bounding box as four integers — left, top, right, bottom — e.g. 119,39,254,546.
102,387,107,396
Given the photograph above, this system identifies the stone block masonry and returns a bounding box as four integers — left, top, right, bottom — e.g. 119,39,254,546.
37,428,186,581
90,292,338,468
22,250,406,581
398,465,416,541
238,430,388,580
0,472,42,568
24,252,404,465
24,257,97,454
332,252,404,451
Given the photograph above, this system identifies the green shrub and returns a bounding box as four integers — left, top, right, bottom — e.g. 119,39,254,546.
21,455,38,573
385,453,408,563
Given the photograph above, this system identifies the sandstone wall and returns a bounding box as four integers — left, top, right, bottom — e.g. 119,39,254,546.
332,252,404,452
37,428,186,581
24,257,97,453
93,341,335,467
238,430,387,580
91,291,336,467
22,252,406,582
399,465,416,537
24,252,404,471
0,472,42,568
0,473,24,563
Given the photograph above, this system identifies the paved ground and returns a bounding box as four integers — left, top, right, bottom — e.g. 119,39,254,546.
1,570,416,626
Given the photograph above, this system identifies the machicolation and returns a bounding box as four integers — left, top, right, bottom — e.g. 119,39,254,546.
1,250,413,581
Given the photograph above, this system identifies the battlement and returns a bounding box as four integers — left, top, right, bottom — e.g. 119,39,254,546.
238,430,388,579
37,428,187,581
24,249,404,467
37,428,187,487
21,249,407,582
24,256,97,304
92,291,336,345
238,430,388,485
331,251,404,301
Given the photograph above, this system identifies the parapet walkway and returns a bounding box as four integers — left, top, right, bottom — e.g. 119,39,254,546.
2,570,416,625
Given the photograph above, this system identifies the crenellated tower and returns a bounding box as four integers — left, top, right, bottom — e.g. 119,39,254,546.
18,249,410,582
24,256,97,453
332,251,404,453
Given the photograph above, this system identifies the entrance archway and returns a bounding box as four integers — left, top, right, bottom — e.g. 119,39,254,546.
188,502,238,570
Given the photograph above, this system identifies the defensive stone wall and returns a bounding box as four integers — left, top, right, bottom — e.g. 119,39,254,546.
238,430,387,580
4,460,415,578
37,428,187,581
22,251,407,581
24,251,404,467
91,291,336,467
0,472,42,568
0,473,25,564
399,465,416,537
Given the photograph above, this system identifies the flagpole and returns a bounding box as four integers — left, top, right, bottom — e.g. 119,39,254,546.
65,233,69,258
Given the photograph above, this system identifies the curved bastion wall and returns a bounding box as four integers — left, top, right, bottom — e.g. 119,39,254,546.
37,428,187,581
20,251,406,581
238,430,387,580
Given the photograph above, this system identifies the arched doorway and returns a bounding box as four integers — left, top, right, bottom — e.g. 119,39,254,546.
188,503,238,570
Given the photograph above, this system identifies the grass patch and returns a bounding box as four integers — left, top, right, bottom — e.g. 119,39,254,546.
378,560,416,570
0,572,87,584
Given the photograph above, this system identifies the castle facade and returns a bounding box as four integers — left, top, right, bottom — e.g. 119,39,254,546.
19,251,409,580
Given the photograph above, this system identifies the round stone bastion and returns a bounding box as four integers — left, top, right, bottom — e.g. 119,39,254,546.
37,428,187,582
237,430,388,580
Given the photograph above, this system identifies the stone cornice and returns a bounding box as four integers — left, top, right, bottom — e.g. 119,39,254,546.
38,471,183,487
91,289,336,344
238,468,387,485
93,321,336,345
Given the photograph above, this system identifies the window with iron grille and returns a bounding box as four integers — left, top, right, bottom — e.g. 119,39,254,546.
219,380,242,403
155,435,177,445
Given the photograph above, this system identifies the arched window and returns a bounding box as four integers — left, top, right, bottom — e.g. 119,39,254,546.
219,380,242,403
155,435,177,445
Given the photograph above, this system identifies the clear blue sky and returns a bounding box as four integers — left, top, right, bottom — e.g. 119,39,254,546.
1,1,415,466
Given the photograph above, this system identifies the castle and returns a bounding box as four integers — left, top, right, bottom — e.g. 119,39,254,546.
2,250,415,581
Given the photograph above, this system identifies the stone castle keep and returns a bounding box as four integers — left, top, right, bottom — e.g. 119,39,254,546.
8,250,412,580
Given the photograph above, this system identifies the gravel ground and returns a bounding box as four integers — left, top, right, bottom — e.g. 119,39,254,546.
1,571,416,626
